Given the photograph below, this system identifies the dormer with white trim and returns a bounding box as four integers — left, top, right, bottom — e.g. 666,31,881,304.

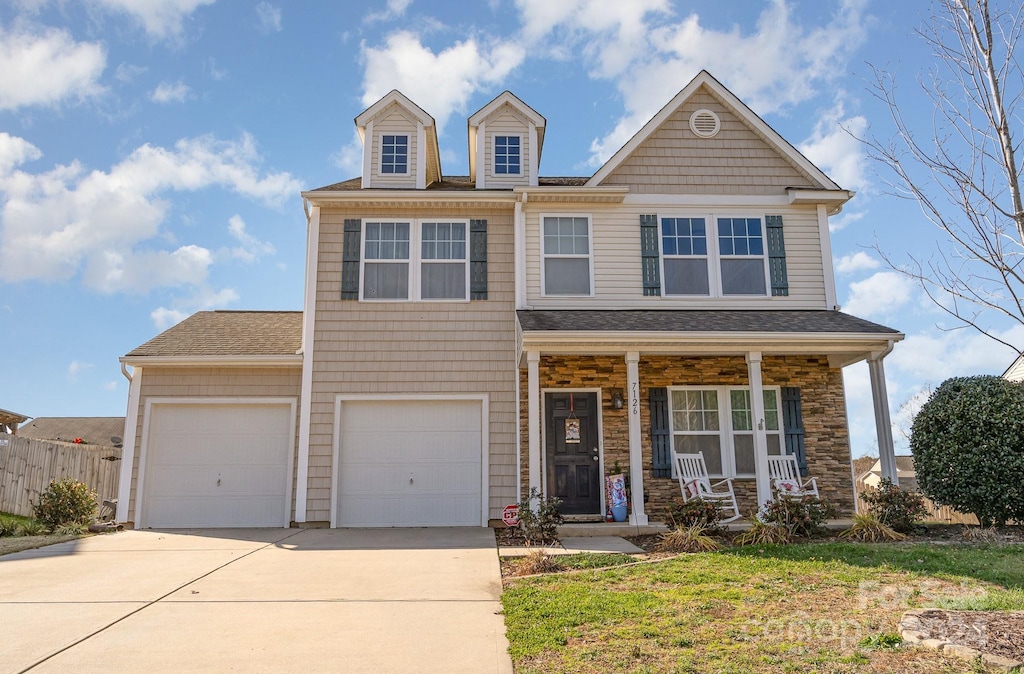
356,90,441,189
468,91,545,189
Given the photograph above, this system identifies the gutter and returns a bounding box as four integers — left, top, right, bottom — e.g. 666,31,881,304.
118,355,303,368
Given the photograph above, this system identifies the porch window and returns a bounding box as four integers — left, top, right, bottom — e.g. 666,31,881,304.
542,215,592,296
670,386,782,478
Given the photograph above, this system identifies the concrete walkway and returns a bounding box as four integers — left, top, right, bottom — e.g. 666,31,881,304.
0,528,513,674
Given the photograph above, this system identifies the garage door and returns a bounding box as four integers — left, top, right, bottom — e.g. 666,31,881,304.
142,403,292,528
337,400,482,527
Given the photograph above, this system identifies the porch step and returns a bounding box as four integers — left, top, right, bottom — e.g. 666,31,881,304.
557,522,669,537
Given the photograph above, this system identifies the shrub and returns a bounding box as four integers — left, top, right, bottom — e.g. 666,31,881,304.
757,495,837,538
840,513,907,542
860,477,927,533
17,520,48,536
910,375,1024,527
657,524,722,552
734,519,792,546
0,516,19,537
665,497,722,532
517,488,564,546
32,478,97,531
514,550,564,576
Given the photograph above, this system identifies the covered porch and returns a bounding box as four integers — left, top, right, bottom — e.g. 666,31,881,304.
516,310,904,524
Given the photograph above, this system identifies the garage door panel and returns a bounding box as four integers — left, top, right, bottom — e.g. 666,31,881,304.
338,400,482,527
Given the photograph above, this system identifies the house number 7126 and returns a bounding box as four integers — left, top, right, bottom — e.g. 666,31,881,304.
631,382,639,415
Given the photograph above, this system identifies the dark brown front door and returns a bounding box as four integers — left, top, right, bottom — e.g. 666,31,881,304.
545,392,601,515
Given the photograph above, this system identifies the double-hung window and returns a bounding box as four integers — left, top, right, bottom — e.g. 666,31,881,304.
380,134,408,174
362,220,468,301
661,217,710,295
669,386,782,478
659,215,769,297
718,217,767,295
542,216,592,296
494,135,521,175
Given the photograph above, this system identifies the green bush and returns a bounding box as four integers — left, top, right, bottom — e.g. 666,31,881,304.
665,497,722,531
32,478,97,530
757,495,837,538
910,375,1024,527
517,488,564,545
0,516,19,537
860,477,927,533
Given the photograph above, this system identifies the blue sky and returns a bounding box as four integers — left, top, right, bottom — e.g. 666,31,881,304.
1,0,1020,457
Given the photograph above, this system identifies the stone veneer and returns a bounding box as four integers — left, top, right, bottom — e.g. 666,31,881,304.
519,354,855,520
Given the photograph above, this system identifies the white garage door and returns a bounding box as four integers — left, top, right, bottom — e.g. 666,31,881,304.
337,400,483,527
142,403,292,528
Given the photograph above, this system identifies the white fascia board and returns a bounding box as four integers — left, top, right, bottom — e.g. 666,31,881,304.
355,90,434,127
512,186,629,203
119,355,303,367
302,190,518,209
468,90,546,128
624,194,793,207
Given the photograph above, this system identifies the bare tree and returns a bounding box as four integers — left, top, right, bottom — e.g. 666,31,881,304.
866,0,1024,353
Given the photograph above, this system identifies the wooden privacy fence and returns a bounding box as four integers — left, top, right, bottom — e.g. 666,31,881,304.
0,435,120,518
854,478,978,526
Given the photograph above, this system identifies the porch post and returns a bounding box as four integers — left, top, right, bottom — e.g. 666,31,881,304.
527,350,542,501
746,352,772,507
868,343,899,486
625,352,649,525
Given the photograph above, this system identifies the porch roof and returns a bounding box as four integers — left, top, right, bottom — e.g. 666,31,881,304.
517,309,899,334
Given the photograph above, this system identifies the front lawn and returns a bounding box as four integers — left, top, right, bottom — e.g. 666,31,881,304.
0,511,84,556
501,542,1024,673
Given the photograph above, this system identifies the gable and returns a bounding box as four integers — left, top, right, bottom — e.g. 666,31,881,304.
600,86,821,195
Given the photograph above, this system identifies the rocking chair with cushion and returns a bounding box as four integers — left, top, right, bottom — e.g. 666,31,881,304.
672,451,742,523
766,453,819,498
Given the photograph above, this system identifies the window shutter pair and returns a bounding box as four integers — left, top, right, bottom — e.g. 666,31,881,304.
339,218,488,300
639,214,789,296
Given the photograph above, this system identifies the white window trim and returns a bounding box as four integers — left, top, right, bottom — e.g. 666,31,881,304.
539,213,595,298
359,219,471,302
378,132,411,177
658,213,771,298
667,385,782,479
492,133,523,176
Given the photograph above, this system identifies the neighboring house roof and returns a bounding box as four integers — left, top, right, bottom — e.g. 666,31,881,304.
309,175,589,192
19,417,125,446
516,310,901,335
860,456,918,488
123,311,303,360
0,407,30,427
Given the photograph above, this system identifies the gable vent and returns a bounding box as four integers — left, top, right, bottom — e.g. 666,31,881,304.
689,109,721,138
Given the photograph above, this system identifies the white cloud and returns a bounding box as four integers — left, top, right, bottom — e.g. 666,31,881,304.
365,0,413,23
361,31,525,130
0,133,42,174
0,26,106,111
115,62,147,82
332,129,364,177
255,2,282,33
150,307,189,329
226,214,275,262
842,271,914,318
0,132,300,293
150,80,191,104
828,209,864,233
67,360,93,383
151,286,239,329
104,380,118,391
799,98,869,192
91,0,215,39
835,251,880,275
206,58,228,81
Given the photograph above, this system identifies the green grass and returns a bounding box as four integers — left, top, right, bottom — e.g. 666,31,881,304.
936,587,1024,611
501,543,1024,673
557,553,637,570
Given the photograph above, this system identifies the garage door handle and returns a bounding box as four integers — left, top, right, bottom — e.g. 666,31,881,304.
409,477,414,484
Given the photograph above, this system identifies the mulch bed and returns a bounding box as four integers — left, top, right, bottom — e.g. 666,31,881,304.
910,609,1024,663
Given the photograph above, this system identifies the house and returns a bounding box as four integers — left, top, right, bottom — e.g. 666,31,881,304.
859,456,919,492
1003,354,1024,382
0,407,29,435
18,417,125,447
117,71,903,529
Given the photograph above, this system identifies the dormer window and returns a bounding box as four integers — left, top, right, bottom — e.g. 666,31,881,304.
494,135,521,175
381,134,409,174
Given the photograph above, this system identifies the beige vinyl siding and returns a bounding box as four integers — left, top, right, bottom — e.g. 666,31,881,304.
525,204,827,309
311,207,518,522
126,366,302,524
1005,356,1024,382
370,106,418,189
484,106,531,188
602,87,821,195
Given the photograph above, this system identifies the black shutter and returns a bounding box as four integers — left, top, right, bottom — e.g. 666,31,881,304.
781,387,807,475
766,215,788,296
650,387,671,477
640,214,661,296
470,219,487,300
341,219,361,300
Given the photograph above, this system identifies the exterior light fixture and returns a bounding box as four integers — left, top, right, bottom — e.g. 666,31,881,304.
611,389,625,410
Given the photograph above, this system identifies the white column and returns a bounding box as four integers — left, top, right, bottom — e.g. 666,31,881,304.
869,344,899,486
625,352,648,525
527,351,541,500
116,365,143,524
746,352,771,507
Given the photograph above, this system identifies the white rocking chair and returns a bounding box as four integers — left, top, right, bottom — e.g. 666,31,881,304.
672,451,742,523
766,454,819,498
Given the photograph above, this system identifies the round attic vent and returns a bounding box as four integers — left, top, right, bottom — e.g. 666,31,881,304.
689,109,721,138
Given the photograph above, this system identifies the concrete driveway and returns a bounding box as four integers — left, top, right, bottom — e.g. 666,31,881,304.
0,528,513,674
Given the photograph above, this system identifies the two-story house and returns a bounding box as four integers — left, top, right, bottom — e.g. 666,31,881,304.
116,71,902,529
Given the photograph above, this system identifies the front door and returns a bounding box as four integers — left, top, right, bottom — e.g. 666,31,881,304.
545,392,601,515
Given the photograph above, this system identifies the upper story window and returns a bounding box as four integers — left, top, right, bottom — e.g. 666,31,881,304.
494,135,521,175
361,220,468,301
542,215,592,296
659,215,769,297
380,134,409,174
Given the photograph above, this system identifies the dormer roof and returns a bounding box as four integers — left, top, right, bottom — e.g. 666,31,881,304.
355,90,442,187
468,91,546,184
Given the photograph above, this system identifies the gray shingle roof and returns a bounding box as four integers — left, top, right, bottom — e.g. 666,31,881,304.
310,175,589,192
516,310,901,335
19,417,125,446
125,311,303,358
